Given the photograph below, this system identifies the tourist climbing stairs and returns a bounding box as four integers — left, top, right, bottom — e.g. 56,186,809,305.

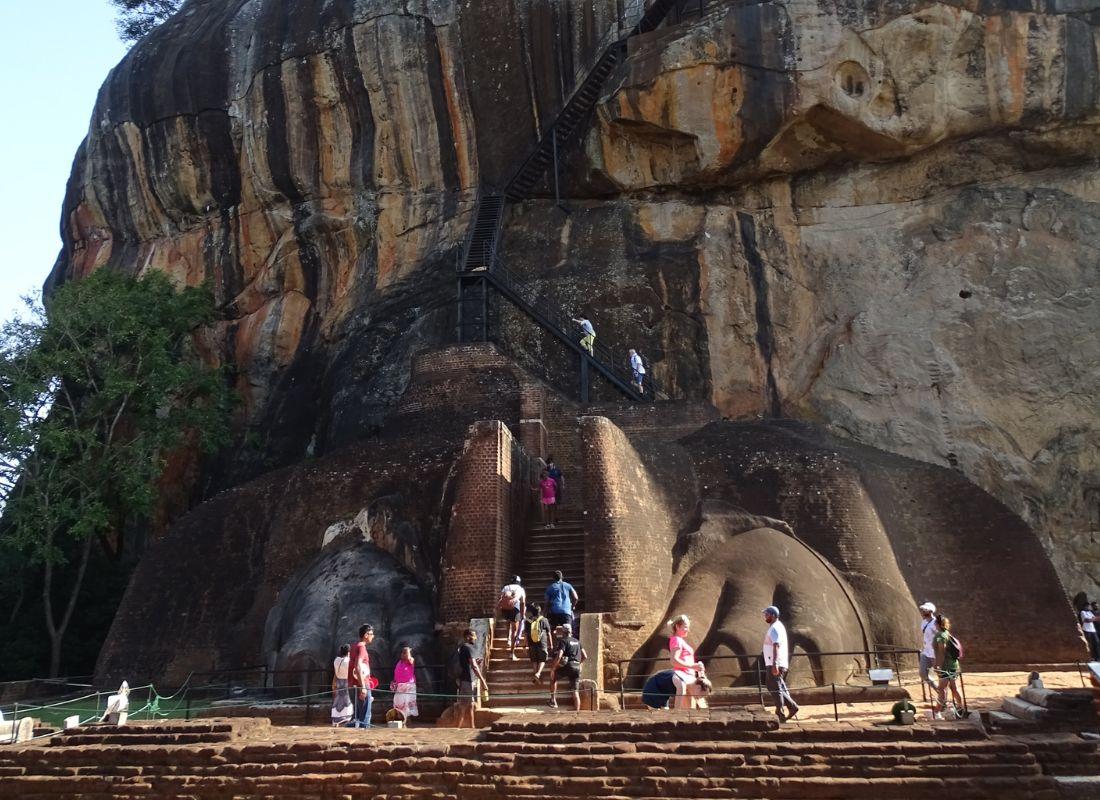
456,0,682,403
483,514,587,709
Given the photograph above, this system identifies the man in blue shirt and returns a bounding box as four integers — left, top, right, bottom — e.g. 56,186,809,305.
544,570,579,629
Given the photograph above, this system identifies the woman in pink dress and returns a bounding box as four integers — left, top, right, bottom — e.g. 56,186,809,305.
668,614,705,709
391,646,419,722
539,469,558,528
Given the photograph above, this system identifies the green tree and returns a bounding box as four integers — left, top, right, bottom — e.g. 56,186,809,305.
110,0,181,43
0,270,231,677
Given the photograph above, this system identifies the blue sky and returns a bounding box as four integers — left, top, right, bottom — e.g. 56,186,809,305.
0,3,127,320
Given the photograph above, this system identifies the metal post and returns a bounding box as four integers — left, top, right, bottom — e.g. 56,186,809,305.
481,277,488,341
456,278,464,342
304,670,312,727
756,663,764,708
619,663,625,712
959,671,967,714
10,704,17,744
185,696,192,721
832,683,839,722
553,130,560,208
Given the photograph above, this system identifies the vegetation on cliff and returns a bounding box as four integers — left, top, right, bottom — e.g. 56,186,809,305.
111,0,179,42
0,271,231,678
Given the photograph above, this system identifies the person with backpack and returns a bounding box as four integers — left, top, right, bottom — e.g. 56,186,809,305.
545,570,579,630
932,613,964,719
548,625,587,710
498,575,526,661
526,603,553,684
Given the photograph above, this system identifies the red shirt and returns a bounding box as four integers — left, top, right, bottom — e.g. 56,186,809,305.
349,641,371,687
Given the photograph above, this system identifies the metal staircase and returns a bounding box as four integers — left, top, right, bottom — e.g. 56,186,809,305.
456,0,685,402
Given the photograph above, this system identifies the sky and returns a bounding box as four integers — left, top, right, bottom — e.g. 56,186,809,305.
0,2,128,321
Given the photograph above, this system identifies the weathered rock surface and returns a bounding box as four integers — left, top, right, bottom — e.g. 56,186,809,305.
51,0,1098,654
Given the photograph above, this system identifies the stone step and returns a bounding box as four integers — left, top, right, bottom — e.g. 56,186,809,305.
59,721,239,736
1018,686,1095,710
987,709,1038,729
1055,775,1100,800
1003,696,1056,722
49,731,234,747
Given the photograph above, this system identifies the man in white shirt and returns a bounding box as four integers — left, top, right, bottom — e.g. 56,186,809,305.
498,576,527,661
628,349,646,393
1081,601,1099,661
918,601,938,696
762,606,799,723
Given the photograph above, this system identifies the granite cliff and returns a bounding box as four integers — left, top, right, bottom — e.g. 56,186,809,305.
48,0,1098,680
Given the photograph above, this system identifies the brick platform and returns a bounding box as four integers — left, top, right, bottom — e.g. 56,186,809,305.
3,711,1099,798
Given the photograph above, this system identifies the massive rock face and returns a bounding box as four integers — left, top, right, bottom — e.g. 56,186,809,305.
53,0,1098,666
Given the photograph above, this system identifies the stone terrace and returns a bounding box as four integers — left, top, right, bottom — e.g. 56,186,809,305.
3,711,1099,799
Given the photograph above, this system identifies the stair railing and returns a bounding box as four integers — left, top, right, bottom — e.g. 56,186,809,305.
486,255,667,400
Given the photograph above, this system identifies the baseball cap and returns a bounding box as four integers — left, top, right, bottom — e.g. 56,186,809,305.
762,606,780,617
919,602,936,613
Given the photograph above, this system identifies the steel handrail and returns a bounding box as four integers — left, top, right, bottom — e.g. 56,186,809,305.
485,255,667,399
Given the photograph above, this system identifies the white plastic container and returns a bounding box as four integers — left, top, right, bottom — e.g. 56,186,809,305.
868,668,894,685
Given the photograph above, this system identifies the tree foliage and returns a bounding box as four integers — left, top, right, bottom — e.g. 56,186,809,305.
0,270,232,675
111,0,181,43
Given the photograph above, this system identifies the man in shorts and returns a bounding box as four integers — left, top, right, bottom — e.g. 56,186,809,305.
918,601,938,698
549,625,587,710
526,603,553,684
456,628,487,704
629,349,646,394
545,570,579,631
498,575,526,660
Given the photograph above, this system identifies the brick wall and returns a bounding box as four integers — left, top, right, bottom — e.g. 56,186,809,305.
439,421,533,625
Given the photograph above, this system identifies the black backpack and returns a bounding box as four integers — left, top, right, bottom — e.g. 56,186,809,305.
945,634,964,661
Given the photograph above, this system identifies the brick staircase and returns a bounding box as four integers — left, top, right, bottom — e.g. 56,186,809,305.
482,619,545,710
482,513,587,710
3,711,1097,798
520,514,586,606
49,718,268,748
